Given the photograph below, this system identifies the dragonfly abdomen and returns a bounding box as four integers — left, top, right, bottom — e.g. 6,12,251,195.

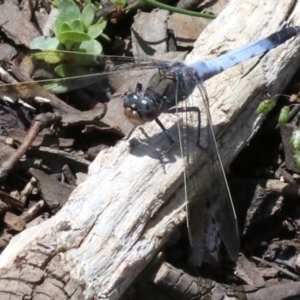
190,26,300,81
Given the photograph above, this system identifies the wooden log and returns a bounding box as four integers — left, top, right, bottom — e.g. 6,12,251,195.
1,1,300,300
152,262,300,300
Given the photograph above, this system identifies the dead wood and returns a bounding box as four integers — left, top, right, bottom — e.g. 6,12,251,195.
0,0,40,47
19,200,45,223
0,61,79,114
0,113,62,181
152,261,300,300
29,169,74,212
0,1,300,300
6,128,75,149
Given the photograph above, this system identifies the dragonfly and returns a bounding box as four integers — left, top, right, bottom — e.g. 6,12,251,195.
121,26,299,265
0,26,298,266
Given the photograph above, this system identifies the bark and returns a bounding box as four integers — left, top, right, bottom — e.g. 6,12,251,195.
1,1,300,300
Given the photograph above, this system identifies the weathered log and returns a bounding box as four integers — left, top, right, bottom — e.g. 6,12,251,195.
152,262,300,300
1,1,300,300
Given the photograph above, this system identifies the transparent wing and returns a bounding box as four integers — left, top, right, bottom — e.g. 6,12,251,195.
198,80,240,261
0,49,169,100
179,74,239,266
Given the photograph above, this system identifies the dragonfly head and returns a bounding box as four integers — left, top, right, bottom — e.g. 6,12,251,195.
124,92,159,125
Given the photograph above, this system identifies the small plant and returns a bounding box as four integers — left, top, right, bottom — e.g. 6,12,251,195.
29,0,107,76
31,0,106,54
125,0,216,18
109,0,127,11
257,95,300,170
290,128,300,170
257,95,292,126
278,106,290,125
257,98,278,114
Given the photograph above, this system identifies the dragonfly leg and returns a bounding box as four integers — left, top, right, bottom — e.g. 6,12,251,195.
122,126,137,141
155,117,174,145
135,82,143,93
191,106,201,147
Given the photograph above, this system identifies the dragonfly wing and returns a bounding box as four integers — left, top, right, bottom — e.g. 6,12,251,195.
179,75,239,266
0,50,167,100
196,80,240,262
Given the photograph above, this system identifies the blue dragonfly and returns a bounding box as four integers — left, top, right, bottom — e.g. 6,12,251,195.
121,26,299,265
0,26,298,265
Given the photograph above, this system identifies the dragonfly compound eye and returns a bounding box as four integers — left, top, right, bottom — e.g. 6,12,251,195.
123,93,159,124
136,97,160,122
124,107,145,125
123,93,145,125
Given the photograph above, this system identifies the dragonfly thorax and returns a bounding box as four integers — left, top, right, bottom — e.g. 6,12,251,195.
123,92,165,125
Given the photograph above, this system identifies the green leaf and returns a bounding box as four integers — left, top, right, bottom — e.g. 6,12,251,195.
110,0,126,8
29,36,63,50
294,151,300,171
33,50,99,71
87,21,106,39
73,40,102,56
52,0,63,7
54,0,81,36
58,31,91,45
70,19,84,32
84,0,92,4
41,81,69,94
278,106,290,125
290,128,300,151
33,51,67,64
82,4,95,29
60,22,72,33
100,33,111,42
54,64,91,77
257,98,277,114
